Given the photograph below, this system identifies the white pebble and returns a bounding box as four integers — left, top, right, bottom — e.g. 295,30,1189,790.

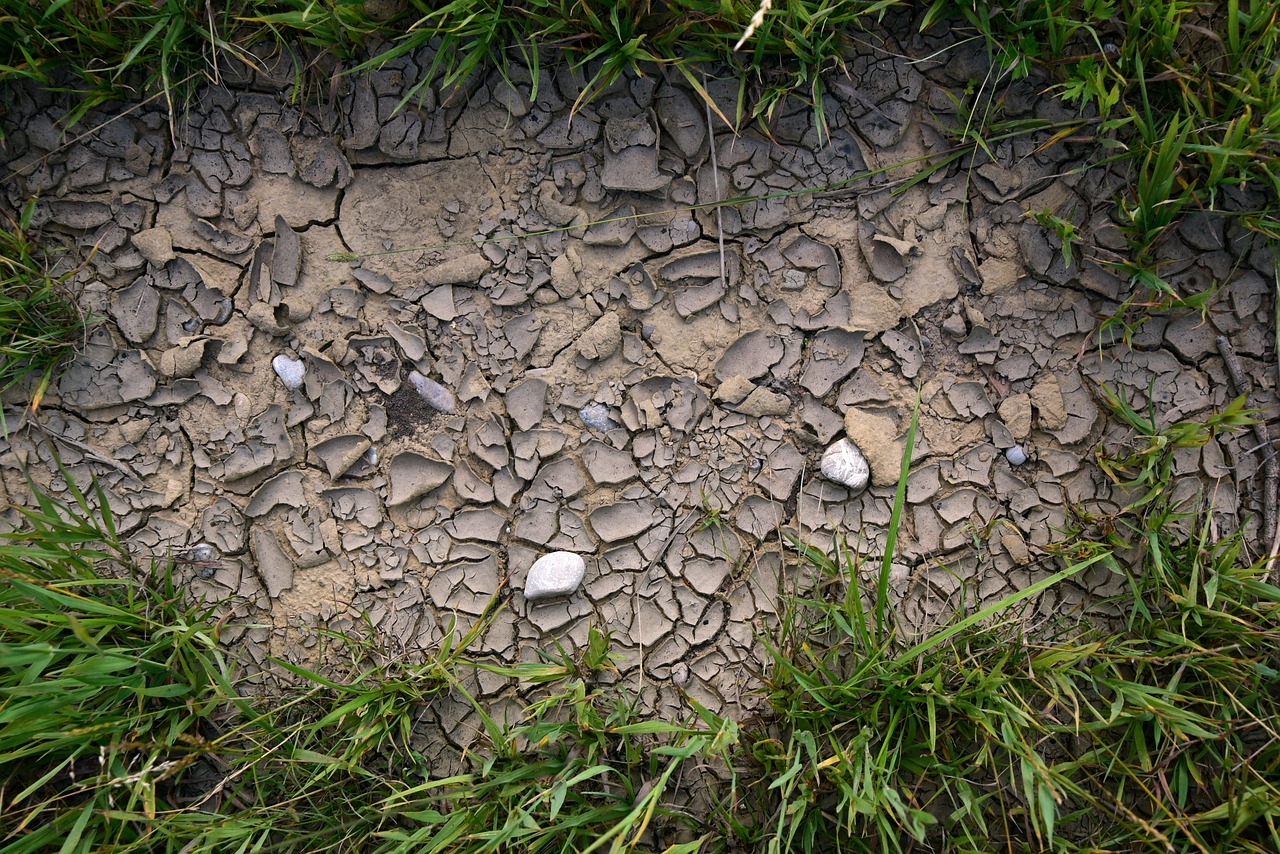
820,439,870,492
524,551,586,601
1006,445,1028,466
408,370,456,414
272,354,305,389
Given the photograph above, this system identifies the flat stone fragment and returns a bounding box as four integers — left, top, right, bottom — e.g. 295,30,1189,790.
505,377,548,431
251,529,294,598
800,329,865,396
110,278,160,344
1029,375,1067,430
735,386,790,417
601,145,668,192
583,440,638,485
387,452,453,506
715,330,784,381
820,439,870,493
524,551,586,601
272,215,301,287
425,254,490,286
997,393,1032,440
130,228,175,265
246,470,308,517
589,500,659,543
577,313,621,361
312,434,373,479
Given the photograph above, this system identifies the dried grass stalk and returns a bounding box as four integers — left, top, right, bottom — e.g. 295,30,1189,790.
734,0,772,50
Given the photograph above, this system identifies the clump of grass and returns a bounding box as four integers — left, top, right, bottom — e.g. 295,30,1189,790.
0,472,236,852
0,465,732,853
928,0,1280,285
750,394,1280,851
0,201,87,412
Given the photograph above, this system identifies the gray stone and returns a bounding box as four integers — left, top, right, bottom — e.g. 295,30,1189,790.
588,500,659,543
387,452,453,506
601,145,668,193
579,403,617,432
425,255,490,287
505,377,548,431
131,228,175,266
716,330,784,382
524,551,587,601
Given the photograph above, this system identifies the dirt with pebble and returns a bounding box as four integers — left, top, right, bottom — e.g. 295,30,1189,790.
1,30,1275,774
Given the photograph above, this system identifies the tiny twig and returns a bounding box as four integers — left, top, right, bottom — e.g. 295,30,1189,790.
1216,335,1278,567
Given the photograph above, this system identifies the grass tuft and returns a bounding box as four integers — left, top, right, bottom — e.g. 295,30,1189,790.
0,201,87,414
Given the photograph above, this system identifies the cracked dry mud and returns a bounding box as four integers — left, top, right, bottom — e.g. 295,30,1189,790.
2,34,1276,772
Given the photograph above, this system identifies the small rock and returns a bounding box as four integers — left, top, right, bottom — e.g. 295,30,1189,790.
736,386,790,417
524,551,586,601
820,439,870,493
577,312,621,361
272,354,305,389
1005,445,1028,466
843,407,905,488
130,228,175,266
997,393,1033,440
409,371,456,413
714,375,756,405
1028,375,1067,430
579,402,616,432
424,254,490,287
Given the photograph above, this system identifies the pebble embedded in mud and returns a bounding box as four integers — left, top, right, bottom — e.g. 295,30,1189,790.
408,370,456,414
271,354,305,389
820,439,871,493
579,402,616,432
524,551,586,601
1006,445,1029,466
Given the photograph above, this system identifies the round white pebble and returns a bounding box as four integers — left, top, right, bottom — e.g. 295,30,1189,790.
1006,445,1028,466
272,354,305,390
820,439,870,493
524,551,586,601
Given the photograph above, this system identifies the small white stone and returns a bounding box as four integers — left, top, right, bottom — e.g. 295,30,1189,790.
524,551,586,601
1006,445,1028,466
272,354,305,389
820,438,870,492
409,370,456,414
